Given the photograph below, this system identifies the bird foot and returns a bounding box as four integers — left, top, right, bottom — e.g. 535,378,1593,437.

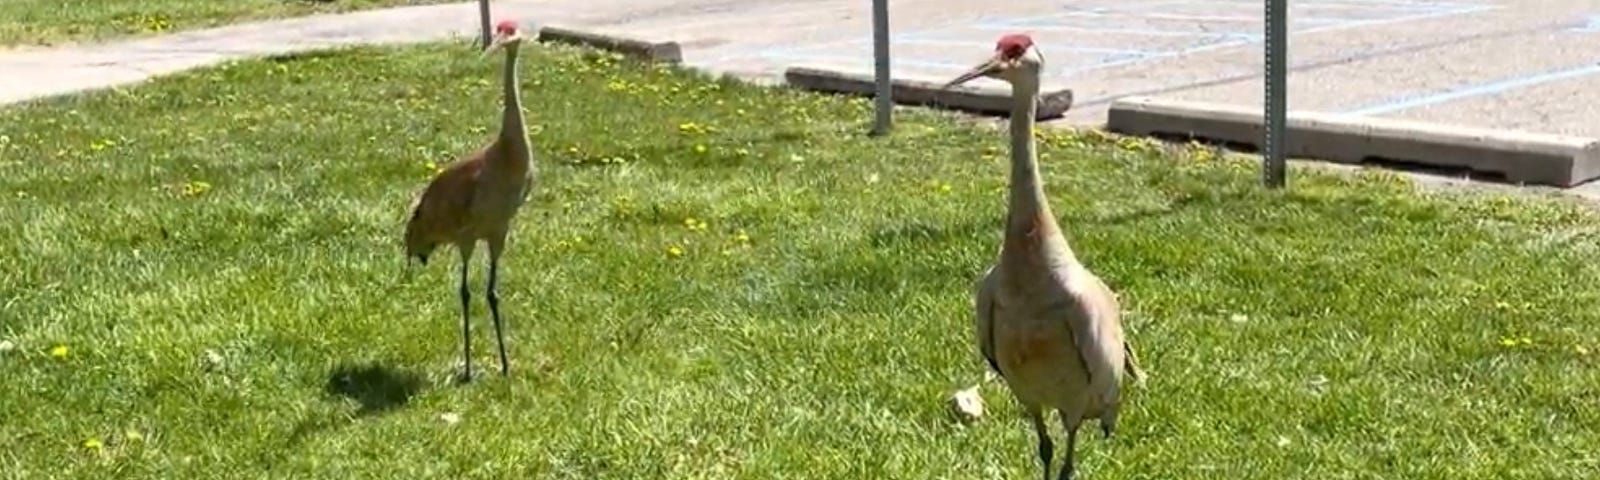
452,367,482,385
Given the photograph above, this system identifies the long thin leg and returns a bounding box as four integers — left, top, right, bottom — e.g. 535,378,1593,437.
1027,406,1053,480
456,242,476,384
486,234,510,376
1058,414,1082,480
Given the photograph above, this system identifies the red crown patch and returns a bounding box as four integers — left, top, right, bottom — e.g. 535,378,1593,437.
996,33,1034,59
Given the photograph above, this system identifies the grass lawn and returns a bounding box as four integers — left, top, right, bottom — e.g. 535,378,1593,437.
0,0,449,46
3,41,1599,478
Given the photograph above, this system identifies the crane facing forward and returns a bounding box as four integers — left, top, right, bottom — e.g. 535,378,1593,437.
404,19,535,383
947,34,1143,480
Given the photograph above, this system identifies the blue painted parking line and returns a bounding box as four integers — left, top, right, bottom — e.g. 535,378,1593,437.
1051,2,1492,76
1343,62,1600,115
1049,11,1352,26
741,0,1496,85
1191,0,1485,10
1070,20,1564,110
1298,3,1496,34
971,22,1244,38
736,11,1081,62
887,37,1152,56
755,51,974,71
1568,15,1600,33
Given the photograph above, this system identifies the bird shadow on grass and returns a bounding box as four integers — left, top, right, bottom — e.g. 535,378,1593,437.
278,362,427,452
324,361,427,416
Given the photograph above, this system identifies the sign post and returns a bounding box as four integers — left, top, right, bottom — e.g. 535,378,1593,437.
1263,0,1287,188
870,0,893,136
478,0,493,49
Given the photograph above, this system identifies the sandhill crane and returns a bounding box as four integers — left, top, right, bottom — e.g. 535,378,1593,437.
404,19,535,383
945,33,1143,480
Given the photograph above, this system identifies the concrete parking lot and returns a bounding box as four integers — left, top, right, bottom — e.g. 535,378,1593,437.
6,0,1598,164
632,0,1597,139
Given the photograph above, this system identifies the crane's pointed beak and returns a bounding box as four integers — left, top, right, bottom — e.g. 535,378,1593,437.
944,56,1003,89
481,33,508,58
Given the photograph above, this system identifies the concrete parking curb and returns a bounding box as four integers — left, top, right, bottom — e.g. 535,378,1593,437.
782,66,1074,120
536,26,683,63
1105,96,1600,187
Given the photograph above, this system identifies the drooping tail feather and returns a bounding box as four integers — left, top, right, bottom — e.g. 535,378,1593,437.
1123,340,1146,387
1100,340,1146,440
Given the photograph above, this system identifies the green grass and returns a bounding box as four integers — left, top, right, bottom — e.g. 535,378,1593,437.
0,0,448,46
3,41,1600,478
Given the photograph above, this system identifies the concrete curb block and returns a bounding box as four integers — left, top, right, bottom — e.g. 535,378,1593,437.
782,66,1073,120
1105,96,1600,187
535,26,683,64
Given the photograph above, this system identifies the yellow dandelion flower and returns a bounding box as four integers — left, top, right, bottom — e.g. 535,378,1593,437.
693,144,708,154
181,181,212,198
1497,337,1517,347
50,344,69,359
734,229,750,244
82,438,102,450
938,183,953,193
667,245,684,257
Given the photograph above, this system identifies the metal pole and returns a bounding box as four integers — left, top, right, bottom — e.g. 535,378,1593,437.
478,0,493,49
870,0,893,136
1263,0,1287,188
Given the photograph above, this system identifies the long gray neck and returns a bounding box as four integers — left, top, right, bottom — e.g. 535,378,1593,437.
1005,78,1051,235
498,42,527,151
